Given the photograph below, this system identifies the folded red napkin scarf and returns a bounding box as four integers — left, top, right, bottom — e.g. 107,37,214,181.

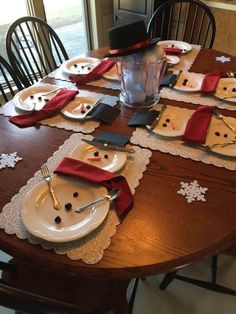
10,89,78,128
182,106,216,143
162,47,182,55
70,59,115,85
200,71,221,93
54,157,134,220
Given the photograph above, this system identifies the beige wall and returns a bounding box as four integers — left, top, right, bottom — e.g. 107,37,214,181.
211,7,236,56
203,1,236,56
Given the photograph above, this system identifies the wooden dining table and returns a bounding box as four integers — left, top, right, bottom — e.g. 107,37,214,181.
1,47,236,313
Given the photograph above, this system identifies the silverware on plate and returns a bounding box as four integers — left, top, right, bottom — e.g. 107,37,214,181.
148,104,167,133
82,97,104,119
213,108,236,133
82,139,135,154
203,140,236,149
169,70,182,88
42,87,64,97
41,164,61,210
75,188,121,213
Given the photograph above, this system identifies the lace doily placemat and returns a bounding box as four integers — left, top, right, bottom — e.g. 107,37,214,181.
0,133,152,264
48,68,121,90
130,127,236,171
160,84,236,111
168,44,201,72
1,88,119,133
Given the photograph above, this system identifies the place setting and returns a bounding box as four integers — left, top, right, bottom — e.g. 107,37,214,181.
1,83,119,133
0,131,151,263
48,55,121,89
130,104,236,170
157,39,201,72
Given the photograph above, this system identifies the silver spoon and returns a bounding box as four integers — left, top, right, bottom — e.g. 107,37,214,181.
75,189,121,213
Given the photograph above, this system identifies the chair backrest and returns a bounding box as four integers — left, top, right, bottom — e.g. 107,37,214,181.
6,16,69,87
147,0,216,48
0,55,23,105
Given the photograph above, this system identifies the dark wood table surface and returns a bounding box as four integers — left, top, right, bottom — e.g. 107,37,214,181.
1,47,236,313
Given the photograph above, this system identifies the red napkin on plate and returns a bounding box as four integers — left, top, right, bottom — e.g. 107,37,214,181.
182,106,216,143
9,89,78,128
54,157,134,220
70,59,115,85
200,71,221,93
162,47,182,55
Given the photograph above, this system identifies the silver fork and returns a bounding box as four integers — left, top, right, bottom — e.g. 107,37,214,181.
41,164,61,210
213,108,236,134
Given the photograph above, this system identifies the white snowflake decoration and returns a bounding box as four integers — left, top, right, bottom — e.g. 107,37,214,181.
0,152,22,170
216,56,231,63
177,180,208,203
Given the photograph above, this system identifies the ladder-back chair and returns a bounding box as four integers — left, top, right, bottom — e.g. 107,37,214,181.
147,0,216,48
6,16,69,87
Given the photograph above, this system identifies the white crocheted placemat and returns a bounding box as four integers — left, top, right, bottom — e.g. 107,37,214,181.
1,85,119,134
0,133,152,264
130,104,236,171
160,85,236,111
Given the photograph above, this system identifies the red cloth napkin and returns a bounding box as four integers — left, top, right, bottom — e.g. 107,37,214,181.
200,71,221,93
182,106,216,143
70,59,115,85
162,47,182,55
54,157,134,220
9,89,78,128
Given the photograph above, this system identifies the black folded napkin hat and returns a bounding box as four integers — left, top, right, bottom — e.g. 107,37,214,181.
89,103,120,124
104,20,159,58
94,131,130,147
128,110,160,126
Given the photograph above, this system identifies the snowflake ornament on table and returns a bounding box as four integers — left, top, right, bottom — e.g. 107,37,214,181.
0,152,22,170
216,56,231,63
177,180,208,203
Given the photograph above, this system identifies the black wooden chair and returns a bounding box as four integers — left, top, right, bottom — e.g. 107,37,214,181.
0,55,23,105
159,244,236,296
0,256,139,313
147,0,216,48
6,16,69,88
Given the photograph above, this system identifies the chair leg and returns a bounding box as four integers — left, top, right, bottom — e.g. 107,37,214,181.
159,271,176,291
211,255,218,284
128,278,139,314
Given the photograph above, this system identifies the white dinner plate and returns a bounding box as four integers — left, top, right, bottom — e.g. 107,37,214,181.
13,84,62,111
174,72,205,92
214,78,236,103
61,96,99,120
158,40,192,54
70,142,127,173
205,116,236,157
61,57,100,75
148,106,193,138
166,55,180,65
22,176,109,242
103,65,119,81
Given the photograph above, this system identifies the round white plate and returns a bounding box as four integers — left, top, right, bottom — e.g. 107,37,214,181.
158,40,192,54
61,57,100,75
205,116,236,157
103,65,119,81
166,55,180,65
214,78,236,103
70,142,127,173
22,176,109,243
13,84,61,111
174,72,204,92
148,106,193,138
61,96,98,120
